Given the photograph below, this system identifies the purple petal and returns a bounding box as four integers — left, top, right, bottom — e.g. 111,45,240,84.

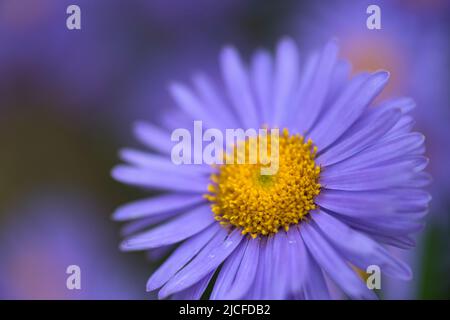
273,37,300,126
251,49,273,124
147,223,221,291
324,152,428,176
286,227,309,294
320,159,426,191
120,205,215,251
223,238,260,299
318,108,401,166
288,227,330,300
146,244,175,262
120,148,211,175
316,189,430,219
134,121,173,154
220,46,259,128
210,240,247,300
378,97,416,114
261,236,276,299
371,234,416,249
121,211,181,236
271,232,290,299
169,82,223,129
113,193,205,221
409,172,432,187
342,132,425,170
246,239,266,299
311,71,389,150
111,165,208,193
301,222,377,299
192,73,238,129
286,53,320,131
159,228,243,298
296,40,339,133
326,60,351,103
387,115,415,136
312,212,412,280
171,271,215,300
332,212,424,237
302,267,331,300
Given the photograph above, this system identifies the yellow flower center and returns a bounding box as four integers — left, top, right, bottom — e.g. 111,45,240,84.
205,129,321,238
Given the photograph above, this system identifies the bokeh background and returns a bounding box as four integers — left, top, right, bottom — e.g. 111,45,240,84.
0,0,448,299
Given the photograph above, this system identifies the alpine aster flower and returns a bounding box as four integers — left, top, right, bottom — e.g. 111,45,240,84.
112,38,430,299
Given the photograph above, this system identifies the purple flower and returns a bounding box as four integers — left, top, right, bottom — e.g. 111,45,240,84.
112,38,430,299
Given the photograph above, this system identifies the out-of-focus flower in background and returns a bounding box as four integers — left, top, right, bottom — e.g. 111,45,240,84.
0,188,148,299
0,0,141,114
289,0,449,299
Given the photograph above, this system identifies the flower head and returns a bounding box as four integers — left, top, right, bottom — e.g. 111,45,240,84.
207,129,321,238
112,37,430,299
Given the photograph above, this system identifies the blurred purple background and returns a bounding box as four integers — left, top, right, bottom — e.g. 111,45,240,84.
0,0,448,299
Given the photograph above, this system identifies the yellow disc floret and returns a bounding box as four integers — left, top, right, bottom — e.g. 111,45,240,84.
204,129,321,238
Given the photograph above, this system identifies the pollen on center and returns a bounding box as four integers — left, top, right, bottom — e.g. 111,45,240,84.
204,128,322,238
